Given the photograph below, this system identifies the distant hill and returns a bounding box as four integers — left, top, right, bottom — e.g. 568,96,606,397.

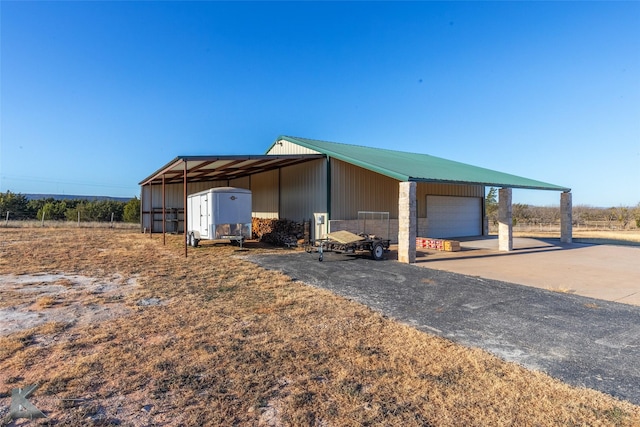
25,194,133,203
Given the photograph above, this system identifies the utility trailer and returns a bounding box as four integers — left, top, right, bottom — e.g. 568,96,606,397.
306,230,390,262
186,187,252,247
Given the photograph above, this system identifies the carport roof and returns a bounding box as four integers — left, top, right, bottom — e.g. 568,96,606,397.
272,136,571,192
138,154,324,186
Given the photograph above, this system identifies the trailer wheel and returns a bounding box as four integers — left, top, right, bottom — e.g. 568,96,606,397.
188,233,199,247
371,242,385,260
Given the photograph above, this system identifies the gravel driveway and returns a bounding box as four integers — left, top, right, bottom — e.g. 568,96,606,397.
249,251,640,405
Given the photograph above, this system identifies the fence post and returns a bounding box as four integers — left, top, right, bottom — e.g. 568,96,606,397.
78,211,81,227
41,208,46,227
4,211,9,227
110,212,114,228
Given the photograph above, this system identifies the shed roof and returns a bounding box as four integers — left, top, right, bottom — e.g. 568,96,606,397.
272,136,570,192
138,154,324,186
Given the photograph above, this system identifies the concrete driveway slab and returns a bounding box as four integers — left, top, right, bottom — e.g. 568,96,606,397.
249,251,640,406
411,238,640,306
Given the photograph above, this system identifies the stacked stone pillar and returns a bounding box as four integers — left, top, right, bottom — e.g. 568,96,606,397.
498,187,513,252
561,191,572,243
398,181,417,263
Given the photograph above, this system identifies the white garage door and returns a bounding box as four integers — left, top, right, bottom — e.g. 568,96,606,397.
426,196,482,238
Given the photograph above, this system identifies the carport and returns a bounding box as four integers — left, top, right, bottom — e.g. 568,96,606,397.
397,183,572,263
138,154,323,256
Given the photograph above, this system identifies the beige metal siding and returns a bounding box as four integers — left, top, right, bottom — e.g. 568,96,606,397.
251,169,279,218
188,181,230,194
329,160,483,220
141,185,152,230
267,139,321,155
229,176,250,189
146,181,241,209
331,159,400,219
279,159,326,221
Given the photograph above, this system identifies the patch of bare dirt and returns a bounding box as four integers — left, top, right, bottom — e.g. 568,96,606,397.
0,273,138,337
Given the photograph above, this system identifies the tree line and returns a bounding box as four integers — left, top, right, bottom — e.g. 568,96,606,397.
485,187,640,229
0,191,140,223
3,189,639,229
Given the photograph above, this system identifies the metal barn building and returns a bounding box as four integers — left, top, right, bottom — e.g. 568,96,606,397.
139,136,572,262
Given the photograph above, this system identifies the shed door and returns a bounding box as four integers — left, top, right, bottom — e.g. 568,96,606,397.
200,195,210,238
426,196,482,238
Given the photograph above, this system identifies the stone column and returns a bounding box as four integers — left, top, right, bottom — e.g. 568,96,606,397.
498,187,513,252
561,191,572,244
398,181,417,263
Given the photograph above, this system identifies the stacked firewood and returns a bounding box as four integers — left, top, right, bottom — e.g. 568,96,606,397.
252,218,306,247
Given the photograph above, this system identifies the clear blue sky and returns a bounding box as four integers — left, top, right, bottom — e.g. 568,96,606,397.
1,1,639,207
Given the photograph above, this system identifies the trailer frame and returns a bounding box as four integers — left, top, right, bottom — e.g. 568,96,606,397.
306,231,390,262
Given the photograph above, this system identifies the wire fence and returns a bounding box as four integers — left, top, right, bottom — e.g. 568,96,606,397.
1,219,139,230
489,221,639,234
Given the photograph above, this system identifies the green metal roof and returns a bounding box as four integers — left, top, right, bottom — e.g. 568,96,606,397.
272,136,570,192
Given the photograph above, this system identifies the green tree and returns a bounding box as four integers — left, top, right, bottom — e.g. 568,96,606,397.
26,198,51,219
38,201,69,221
485,187,498,225
635,203,640,229
64,200,88,221
123,197,140,223
84,200,125,222
65,203,84,222
0,191,30,220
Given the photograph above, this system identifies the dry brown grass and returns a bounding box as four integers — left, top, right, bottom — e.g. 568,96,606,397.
33,296,57,309
548,287,577,294
512,228,640,246
1,227,639,426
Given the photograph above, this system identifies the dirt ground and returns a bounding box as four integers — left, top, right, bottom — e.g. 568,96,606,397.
1,227,639,426
0,273,138,337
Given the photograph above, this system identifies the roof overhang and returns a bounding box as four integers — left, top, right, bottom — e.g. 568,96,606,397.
407,177,571,192
139,154,325,186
